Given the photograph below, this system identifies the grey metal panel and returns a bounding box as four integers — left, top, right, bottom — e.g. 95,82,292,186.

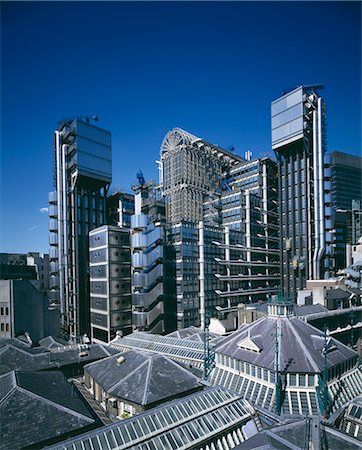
91,296,108,311
110,280,130,295
89,231,107,249
90,265,107,278
109,263,130,279
110,312,132,327
109,248,130,263
90,281,108,295
89,248,107,264
108,230,129,247
110,296,132,312
91,312,108,328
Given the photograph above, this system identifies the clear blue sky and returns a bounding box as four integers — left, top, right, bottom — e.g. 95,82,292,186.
1,1,361,254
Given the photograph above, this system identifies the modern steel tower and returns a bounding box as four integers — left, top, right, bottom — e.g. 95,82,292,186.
271,86,333,299
49,117,112,339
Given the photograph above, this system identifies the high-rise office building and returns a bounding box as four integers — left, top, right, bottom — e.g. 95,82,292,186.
271,86,333,298
330,151,362,211
160,128,280,328
329,151,362,269
207,157,280,305
49,117,112,339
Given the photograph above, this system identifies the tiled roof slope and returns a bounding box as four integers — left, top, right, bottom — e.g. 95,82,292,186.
84,350,203,406
0,371,96,450
0,339,117,375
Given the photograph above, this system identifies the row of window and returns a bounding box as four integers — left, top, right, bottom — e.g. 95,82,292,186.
217,354,317,387
0,307,9,316
0,323,9,332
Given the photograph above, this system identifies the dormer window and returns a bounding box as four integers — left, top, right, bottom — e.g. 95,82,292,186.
237,331,263,353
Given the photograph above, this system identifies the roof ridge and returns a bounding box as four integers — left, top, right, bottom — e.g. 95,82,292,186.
0,371,17,403
285,320,320,372
142,356,153,405
109,357,150,393
15,386,94,423
101,345,112,356
165,357,200,382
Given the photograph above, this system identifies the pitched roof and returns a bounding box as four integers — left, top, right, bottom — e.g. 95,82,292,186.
216,316,357,373
294,304,328,316
0,371,95,450
0,339,117,375
45,386,258,450
84,350,202,406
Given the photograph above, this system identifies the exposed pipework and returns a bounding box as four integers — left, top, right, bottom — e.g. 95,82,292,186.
198,221,205,329
55,130,65,321
61,143,69,328
312,107,320,279
317,97,326,276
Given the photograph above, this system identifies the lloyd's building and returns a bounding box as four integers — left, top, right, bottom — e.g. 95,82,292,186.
271,85,334,299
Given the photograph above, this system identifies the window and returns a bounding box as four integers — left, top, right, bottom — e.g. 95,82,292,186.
5,324,9,332
1,324,4,332
0,307,3,315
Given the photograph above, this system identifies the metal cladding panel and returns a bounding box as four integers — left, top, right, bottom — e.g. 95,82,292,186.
90,281,108,295
89,265,107,278
271,87,304,148
110,296,132,311
89,248,107,264
109,263,130,278
89,230,107,249
73,120,112,182
91,296,108,311
91,312,108,328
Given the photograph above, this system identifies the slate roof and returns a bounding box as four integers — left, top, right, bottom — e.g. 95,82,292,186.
0,370,96,450
0,339,117,375
294,304,328,316
216,316,357,373
326,288,351,300
84,350,203,406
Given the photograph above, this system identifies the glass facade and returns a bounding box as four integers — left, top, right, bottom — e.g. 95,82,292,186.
271,87,304,148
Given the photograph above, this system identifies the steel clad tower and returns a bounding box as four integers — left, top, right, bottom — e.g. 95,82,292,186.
271,86,333,299
49,117,112,339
